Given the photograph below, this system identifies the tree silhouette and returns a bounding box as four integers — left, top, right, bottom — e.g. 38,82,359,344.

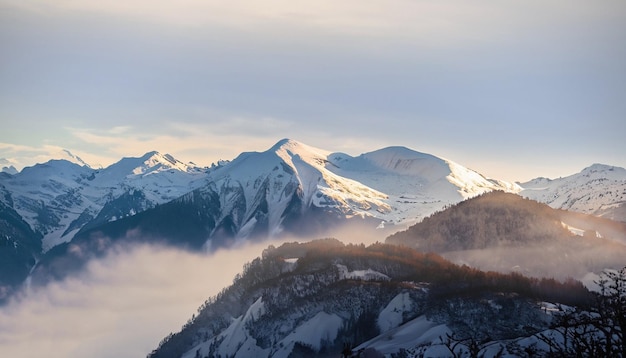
441,332,504,358
537,267,625,357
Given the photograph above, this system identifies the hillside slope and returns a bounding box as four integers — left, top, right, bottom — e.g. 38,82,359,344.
386,191,626,279
148,240,591,358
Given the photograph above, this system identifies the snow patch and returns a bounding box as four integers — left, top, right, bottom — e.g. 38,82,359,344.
377,292,414,332
212,297,268,358
562,222,585,236
336,264,390,281
274,311,343,357
357,315,449,354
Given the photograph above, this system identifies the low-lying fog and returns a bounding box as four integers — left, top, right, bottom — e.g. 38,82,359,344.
2,222,622,358
0,227,388,358
1,243,255,357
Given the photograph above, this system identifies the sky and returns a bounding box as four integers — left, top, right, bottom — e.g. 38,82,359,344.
1,0,625,182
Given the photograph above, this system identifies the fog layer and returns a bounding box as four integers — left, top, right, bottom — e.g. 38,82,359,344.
0,241,282,358
0,223,390,358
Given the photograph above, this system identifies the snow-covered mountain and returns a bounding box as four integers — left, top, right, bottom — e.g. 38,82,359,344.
148,240,593,358
7,139,626,299
71,139,519,245
181,138,521,242
0,148,94,172
520,164,626,223
27,139,522,287
0,151,209,251
0,165,18,175
326,143,521,226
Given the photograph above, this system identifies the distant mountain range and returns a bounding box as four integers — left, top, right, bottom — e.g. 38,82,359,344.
1,139,625,301
1,151,210,251
520,163,626,222
0,151,211,299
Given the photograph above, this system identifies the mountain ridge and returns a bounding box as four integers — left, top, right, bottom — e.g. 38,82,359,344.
2,139,625,303
520,163,626,222
386,191,626,280
78,139,521,246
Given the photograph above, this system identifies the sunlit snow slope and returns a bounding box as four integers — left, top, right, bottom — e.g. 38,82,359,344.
327,144,521,226
190,138,521,242
520,164,626,222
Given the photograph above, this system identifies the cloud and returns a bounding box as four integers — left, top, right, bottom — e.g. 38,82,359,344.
0,224,391,358
8,0,619,47
0,241,277,358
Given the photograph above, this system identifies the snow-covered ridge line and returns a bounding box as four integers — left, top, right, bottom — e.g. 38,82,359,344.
0,151,211,251
183,139,523,245
4,138,624,257
520,163,626,222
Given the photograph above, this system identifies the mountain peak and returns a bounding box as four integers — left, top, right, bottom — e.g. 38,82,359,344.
360,146,442,171
61,149,92,168
269,138,323,153
270,138,296,149
140,151,185,168
581,163,623,174
268,138,331,162
1,165,18,175
140,150,161,159
102,151,200,178
369,145,431,158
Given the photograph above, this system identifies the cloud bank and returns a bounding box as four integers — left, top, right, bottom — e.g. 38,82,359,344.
0,242,278,358
0,225,388,358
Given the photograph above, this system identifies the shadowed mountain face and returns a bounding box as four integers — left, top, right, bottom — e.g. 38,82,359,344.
386,191,626,279
0,185,42,301
0,152,209,252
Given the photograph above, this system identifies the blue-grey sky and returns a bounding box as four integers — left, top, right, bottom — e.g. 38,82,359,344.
1,0,625,181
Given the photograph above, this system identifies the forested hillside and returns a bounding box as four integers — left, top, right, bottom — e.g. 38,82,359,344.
386,191,626,279
148,239,592,358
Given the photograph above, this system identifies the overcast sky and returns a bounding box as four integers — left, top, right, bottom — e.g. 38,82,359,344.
1,0,625,181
